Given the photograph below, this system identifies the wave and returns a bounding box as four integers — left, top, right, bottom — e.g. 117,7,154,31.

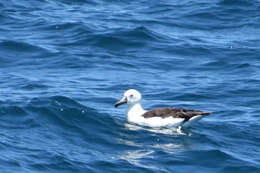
59,26,169,51
0,96,117,131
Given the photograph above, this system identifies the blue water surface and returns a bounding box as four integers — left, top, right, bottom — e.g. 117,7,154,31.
0,0,260,172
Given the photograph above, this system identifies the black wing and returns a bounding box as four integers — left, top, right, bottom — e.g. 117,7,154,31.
143,107,211,122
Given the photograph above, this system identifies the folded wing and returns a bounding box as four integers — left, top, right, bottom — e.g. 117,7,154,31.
142,107,211,122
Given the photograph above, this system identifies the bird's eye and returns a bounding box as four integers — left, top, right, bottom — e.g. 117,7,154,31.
130,94,133,97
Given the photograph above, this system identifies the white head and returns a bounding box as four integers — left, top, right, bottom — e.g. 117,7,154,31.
115,89,142,108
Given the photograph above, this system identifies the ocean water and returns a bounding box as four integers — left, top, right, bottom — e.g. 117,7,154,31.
1,0,260,172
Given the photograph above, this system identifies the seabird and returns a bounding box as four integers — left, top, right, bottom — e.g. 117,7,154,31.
115,89,211,128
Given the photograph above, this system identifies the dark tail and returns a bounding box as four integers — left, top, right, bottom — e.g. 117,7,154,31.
200,111,212,115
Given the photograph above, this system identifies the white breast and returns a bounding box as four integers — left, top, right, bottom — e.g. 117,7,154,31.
127,104,147,123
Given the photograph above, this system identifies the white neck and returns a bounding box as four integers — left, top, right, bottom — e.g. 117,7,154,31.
127,102,147,123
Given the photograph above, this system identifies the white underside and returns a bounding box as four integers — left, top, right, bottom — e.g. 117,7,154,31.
129,115,204,128
129,115,185,127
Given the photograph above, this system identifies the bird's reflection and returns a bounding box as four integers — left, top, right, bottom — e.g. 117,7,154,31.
115,123,190,171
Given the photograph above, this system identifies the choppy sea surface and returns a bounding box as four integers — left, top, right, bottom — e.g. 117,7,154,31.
1,0,260,172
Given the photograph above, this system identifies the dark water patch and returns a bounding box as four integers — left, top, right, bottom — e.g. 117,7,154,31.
220,166,260,173
85,33,142,50
0,158,21,170
0,106,38,129
119,26,169,42
57,0,98,5
90,34,143,50
247,100,260,109
0,40,51,65
0,40,46,53
218,0,257,6
20,83,49,90
0,106,27,116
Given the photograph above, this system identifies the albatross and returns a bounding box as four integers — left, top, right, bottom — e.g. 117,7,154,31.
115,89,211,128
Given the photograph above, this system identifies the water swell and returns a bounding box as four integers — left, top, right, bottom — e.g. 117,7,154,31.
60,26,170,51
0,95,119,135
